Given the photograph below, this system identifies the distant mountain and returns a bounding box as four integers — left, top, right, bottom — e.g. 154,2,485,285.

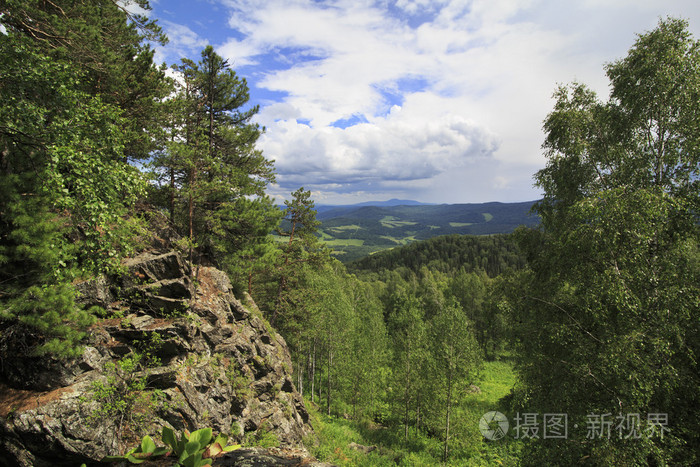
315,200,540,262
349,198,434,207
315,199,431,214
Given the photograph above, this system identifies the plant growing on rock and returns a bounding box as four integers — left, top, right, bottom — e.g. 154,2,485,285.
85,354,149,434
102,434,169,464
102,427,240,466
243,421,280,448
83,351,168,441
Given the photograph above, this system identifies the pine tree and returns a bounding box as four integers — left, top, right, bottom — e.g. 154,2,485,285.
271,187,328,326
1,1,166,356
153,45,275,269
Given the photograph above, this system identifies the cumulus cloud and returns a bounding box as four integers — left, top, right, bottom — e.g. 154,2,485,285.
260,108,499,191
157,0,700,203
153,20,209,65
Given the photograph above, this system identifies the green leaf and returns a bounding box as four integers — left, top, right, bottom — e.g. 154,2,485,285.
139,435,156,454
184,440,202,455
202,442,222,458
162,426,177,450
180,452,208,467
125,453,146,464
188,427,212,447
152,446,170,457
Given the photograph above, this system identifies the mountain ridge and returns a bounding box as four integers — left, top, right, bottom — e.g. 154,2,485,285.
314,198,433,214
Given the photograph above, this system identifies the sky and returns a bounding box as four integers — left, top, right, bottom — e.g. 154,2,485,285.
140,0,700,205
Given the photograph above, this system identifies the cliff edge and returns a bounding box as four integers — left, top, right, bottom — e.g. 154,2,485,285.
0,250,315,466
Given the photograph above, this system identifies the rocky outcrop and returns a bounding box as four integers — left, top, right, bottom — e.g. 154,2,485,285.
0,250,314,466
215,447,335,466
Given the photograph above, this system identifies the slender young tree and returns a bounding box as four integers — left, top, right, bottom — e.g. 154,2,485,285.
344,279,389,420
429,299,481,462
386,286,428,440
513,17,700,465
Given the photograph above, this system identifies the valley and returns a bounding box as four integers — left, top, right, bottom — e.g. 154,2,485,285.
312,201,540,262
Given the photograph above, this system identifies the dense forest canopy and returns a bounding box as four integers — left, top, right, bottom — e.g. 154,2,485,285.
0,3,698,465
348,233,526,278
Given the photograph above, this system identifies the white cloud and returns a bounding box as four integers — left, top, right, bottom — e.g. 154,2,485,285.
154,20,209,65
218,37,261,67
118,0,152,17
159,0,700,202
260,105,499,192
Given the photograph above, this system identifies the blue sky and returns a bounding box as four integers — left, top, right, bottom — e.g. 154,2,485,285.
140,0,700,204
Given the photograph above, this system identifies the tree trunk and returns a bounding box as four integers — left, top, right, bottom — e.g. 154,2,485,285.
443,367,453,462
188,184,194,270
311,339,316,404
404,353,410,440
297,358,303,396
327,348,333,416
169,167,175,224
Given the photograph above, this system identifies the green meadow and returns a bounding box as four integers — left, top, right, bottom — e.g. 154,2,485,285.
308,359,523,466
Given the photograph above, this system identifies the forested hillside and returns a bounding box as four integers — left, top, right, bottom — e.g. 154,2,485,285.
349,233,526,277
1,4,698,466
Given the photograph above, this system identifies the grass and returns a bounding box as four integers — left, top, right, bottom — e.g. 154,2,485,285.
449,222,474,227
379,235,416,245
455,359,523,466
380,216,418,228
328,225,364,231
325,239,365,246
306,359,523,466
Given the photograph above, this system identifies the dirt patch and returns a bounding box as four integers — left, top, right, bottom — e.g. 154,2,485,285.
0,383,74,417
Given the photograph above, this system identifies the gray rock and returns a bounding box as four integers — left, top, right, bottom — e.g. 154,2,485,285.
348,441,377,454
0,252,314,466
213,447,336,466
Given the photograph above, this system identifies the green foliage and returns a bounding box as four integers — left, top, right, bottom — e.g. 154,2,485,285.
0,0,167,356
512,17,700,465
307,360,521,466
349,233,526,278
266,187,330,327
429,298,482,461
385,285,429,438
150,45,275,269
102,435,169,464
1,0,170,160
226,365,254,399
104,427,240,466
242,421,280,448
85,354,153,437
161,427,215,466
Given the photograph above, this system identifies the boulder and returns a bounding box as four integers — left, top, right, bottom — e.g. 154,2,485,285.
213,447,335,466
348,442,377,454
0,251,314,466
